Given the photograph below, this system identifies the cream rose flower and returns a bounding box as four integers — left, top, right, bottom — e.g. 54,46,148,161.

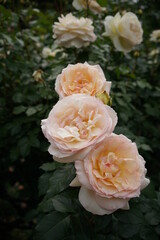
55,62,111,98
42,47,62,58
53,13,96,48
72,0,106,14
150,30,160,42
71,134,150,215
104,12,143,53
41,94,117,163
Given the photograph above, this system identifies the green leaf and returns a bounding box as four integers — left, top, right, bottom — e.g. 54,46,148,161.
115,208,144,224
26,107,37,116
35,211,71,240
140,226,159,240
94,215,112,232
145,210,160,225
115,207,145,238
140,144,152,151
18,137,30,157
13,106,26,114
51,195,78,213
117,222,141,238
70,214,91,240
96,0,107,7
142,181,157,199
39,172,53,196
40,162,56,172
28,134,40,148
94,235,106,240
12,93,23,103
46,164,75,198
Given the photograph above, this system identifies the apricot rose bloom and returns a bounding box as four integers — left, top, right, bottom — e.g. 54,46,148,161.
71,134,150,215
55,63,111,98
104,12,143,53
41,94,117,163
53,13,96,48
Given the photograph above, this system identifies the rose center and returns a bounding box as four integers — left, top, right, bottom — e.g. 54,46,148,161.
68,110,97,140
68,70,92,93
100,152,120,178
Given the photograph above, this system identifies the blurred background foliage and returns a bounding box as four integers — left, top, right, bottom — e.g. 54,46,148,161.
0,0,160,239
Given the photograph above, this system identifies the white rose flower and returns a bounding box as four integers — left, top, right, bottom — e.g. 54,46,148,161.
53,13,96,48
104,12,143,53
42,47,52,58
150,30,160,42
72,0,106,14
42,47,62,58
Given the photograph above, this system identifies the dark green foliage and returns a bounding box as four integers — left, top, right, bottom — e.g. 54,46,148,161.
0,0,160,239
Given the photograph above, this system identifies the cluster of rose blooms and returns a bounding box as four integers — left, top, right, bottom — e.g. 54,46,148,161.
41,62,150,215
52,0,144,53
41,1,160,61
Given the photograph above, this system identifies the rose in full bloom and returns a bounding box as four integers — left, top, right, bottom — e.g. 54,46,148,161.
53,13,96,48
41,94,117,163
55,62,111,99
104,12,143,53
150,30,160,42
72,0,106,14
71,134,150,215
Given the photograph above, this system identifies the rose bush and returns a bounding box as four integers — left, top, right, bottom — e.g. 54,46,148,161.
71,134,150,215
55,62,111,98
104,12,143,52
41,94,117,162
1,1,160,239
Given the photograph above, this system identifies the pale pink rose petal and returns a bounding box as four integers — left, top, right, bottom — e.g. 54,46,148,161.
95,194,129,212
105,81,112,94
140,178,150,190
53,145,93,163
75,160,92,189
105,106,118,133
70,176,81,187
79,186,112,215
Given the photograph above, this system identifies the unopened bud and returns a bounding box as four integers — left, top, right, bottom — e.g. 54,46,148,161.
134,51,140,57
32,69,44,83
138,9,143,14
96,91,112,106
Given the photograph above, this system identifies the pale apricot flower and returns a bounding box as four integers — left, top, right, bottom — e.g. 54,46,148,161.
53,13,96,48
55,62,111,98
104,12,143,53
41,94,117,163
71,134,150,215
